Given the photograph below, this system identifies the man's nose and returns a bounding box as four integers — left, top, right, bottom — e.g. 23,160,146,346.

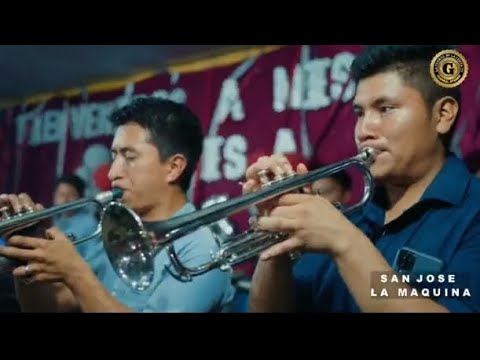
108,159,123,181
356,113,381,143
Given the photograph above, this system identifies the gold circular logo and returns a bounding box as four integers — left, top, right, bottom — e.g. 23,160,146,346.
430,49,469,88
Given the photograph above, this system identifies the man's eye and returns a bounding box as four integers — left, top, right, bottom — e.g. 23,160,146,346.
380,106,394,113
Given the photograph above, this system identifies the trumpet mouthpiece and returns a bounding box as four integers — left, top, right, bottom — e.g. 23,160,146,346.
363,147,375,156
95,188,123,204
360,147,378,164
112,187,124,200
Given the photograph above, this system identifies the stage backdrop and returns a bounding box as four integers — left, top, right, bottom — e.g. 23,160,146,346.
1,44,480,240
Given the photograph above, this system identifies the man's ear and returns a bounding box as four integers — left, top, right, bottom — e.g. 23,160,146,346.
165,154,187,185
434,96,459,136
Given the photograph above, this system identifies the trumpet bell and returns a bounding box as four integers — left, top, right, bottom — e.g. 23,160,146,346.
100,202,156,291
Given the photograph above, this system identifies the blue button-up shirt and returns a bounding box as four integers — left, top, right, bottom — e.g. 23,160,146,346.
293,154,480,312
82,202,235,312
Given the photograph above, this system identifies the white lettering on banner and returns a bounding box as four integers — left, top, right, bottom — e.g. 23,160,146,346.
201,135,248,183
202,136,225,182
201,129,301,183
70,103,115,140
151,88,187,103
18,109,68,146
84,103,114,139
210,79,245,133
273,52,356,112
69,105,87,140
292,58,331,110
16,112,29,145
15,87,186,146
330,52,356,102
273,128,297,155
223,134,248,180
273,67,289,113
29,114,42,145
152,73,186,103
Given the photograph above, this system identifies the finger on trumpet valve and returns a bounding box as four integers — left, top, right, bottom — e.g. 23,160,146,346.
21,204,35,214
285,169,296,178
258,169,272,186
0,206,11,220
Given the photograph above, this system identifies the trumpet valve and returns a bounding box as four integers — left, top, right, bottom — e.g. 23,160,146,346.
258,169,271,185
21,205,35,214
258,168,295,188
285,170,297,178
0,206,11,220
271,169,295,184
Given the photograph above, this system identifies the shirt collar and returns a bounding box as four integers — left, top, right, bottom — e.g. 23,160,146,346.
362,154,472,225
142,202,196,228
173,202,196,217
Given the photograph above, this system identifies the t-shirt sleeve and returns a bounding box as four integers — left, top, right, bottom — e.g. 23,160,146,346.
141,228,235,313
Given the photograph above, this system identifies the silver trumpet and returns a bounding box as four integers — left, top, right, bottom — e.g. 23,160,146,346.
0,188,123,243
0,149,376,290
0,188,123,272
98,147,377,290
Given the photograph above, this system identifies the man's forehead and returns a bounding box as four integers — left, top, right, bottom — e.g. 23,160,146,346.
114,122,151,138
111,126,151,150
353,71,405,104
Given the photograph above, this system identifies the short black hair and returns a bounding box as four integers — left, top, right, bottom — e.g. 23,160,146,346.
109,96,204,192
350,45,462,152
56,174,86,198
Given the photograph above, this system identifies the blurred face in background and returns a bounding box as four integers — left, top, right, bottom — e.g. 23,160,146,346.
53,183,80,206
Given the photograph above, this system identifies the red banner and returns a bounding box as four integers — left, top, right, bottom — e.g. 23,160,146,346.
2,44,480,237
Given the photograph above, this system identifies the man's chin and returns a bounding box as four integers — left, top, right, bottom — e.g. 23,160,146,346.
116,195,134,209
120,199,148,215
369,163,392,182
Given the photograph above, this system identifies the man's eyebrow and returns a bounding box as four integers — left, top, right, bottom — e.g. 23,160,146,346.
353,96,396,110
111,146,138,153
371,96,396,106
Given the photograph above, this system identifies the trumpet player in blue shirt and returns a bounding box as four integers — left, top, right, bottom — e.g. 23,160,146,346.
246,45,480,313
0,97,235,312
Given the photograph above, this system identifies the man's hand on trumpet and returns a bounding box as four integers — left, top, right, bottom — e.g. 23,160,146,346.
243,154,310,216
244,154,366,261
255,193,364,260
0,227,88,283
0,193,89,284
0,193,47,239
